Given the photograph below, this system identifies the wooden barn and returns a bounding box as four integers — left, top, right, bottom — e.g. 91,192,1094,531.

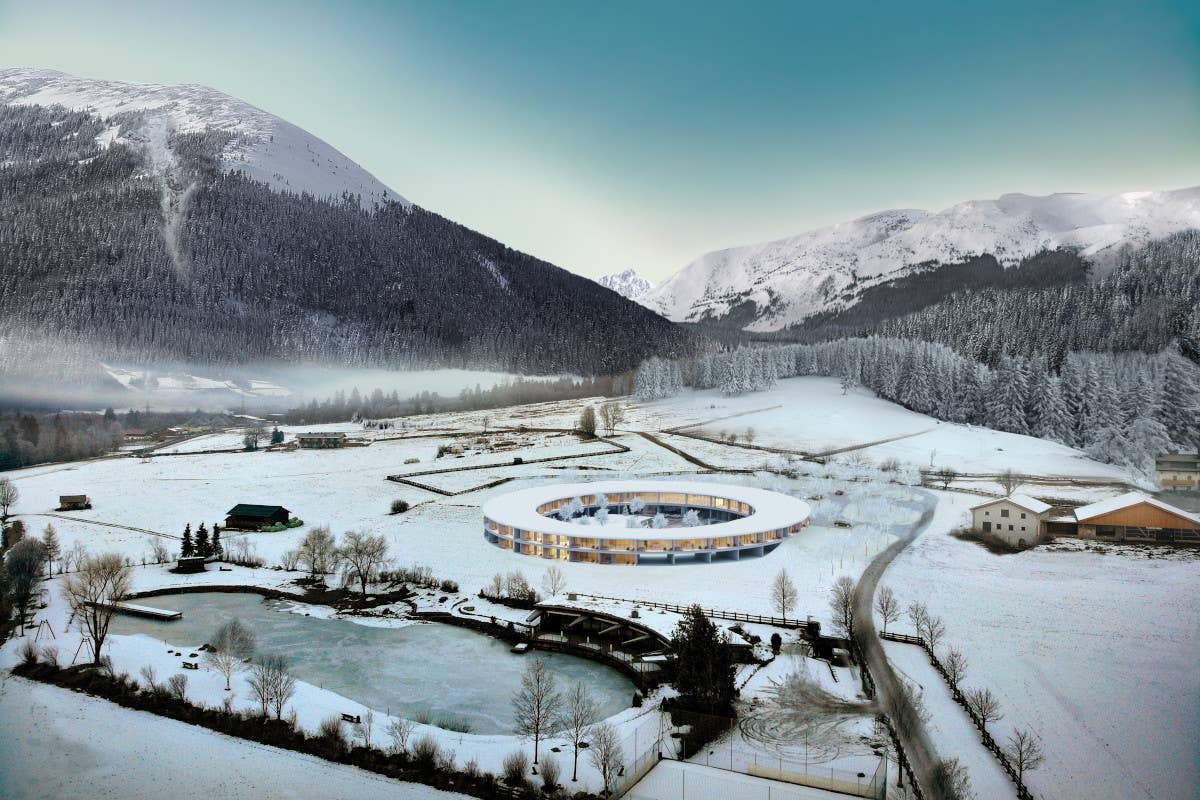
58,494,91,511
224,504,290,531
296,432,347,449
1057,492,1200,545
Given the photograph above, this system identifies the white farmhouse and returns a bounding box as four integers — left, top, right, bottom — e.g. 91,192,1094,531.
969,494,1052,548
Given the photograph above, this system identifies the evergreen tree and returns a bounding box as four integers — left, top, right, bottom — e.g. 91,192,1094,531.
1032,375,1072,444
211,524,223,559
181,523,194,558
196,523,210,558
1161,354,1200,449
270,427,284,445
670,605,735,715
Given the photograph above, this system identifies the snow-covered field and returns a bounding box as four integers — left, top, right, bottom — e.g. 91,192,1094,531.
2,376,1187,800
881,492,1200,800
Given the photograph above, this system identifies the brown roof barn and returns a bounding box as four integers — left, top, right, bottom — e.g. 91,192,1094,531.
225,504,290,530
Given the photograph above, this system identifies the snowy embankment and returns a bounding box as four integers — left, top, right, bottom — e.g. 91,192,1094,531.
0,678,469,800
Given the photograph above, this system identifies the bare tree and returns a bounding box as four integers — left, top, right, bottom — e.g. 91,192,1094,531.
355,708,375,748
541,565,567,598
588,722,624,796
297,526,338,579
577,405,597,437
205,618,257,690
943,648,968,689
829,575,856,636
338,530,390,595
1004,728,1046,783
62,552,131,663
770,568,798,622
166,673,188,701
964,687,1004,731
0,476,17,522
147,537,170,565
906,601,929,636
875,585,900,633
930,758,973,800
64,541,87,574
934,466,958,490
386,718,415,754
923,615,946,651
5,538,47,633
556,682,600,781
512,656,562,763
598,401,625,436
998,469,1020,496
248,654,296,719
745,427,757,446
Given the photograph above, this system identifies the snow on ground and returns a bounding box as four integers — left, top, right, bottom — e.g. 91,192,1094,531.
881,491,1200,800
0,677,469,800
630,760,855,800
883,641,1014,799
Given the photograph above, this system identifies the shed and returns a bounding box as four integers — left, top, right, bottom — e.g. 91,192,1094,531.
296,432,347,449
225,504,291,530
176,556,207,574
58,494,91,511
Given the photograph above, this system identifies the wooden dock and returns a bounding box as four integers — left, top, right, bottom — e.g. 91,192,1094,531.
94,601,182,620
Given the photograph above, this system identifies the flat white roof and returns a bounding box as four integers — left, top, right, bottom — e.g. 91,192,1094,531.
482,480,810,542
1074,491,1200,524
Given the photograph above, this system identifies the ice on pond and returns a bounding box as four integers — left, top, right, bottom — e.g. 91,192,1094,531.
110,592,634,734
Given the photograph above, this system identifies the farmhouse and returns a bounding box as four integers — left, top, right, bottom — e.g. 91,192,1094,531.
224,504,290,530
969,494,1051,548
296,432,347,449
58,494,91,511
1156,453,1200,492
1067,492,1200,545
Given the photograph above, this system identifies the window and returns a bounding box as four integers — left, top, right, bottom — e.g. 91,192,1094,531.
1009,525,1014,531
1020,513,1026,519
1000,509,1010,518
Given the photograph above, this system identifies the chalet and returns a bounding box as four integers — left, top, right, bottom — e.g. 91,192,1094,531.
1067,492,1200,545
1156,453,1200,493
296,432,347,449
225,504,291,531
58,494,92,511
969,494,1051,548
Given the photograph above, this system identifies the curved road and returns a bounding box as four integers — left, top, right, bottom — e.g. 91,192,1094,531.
851,500,951,800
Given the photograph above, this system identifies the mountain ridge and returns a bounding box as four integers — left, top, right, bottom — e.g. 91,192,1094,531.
642,186,1200,331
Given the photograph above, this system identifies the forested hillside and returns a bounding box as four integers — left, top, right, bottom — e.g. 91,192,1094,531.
0,104,696,381
794,232,1200,368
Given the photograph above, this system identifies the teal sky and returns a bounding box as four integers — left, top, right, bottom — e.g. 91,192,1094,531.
2,1,1198,281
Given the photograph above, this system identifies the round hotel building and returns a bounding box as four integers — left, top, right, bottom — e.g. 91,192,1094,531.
482,480,810,565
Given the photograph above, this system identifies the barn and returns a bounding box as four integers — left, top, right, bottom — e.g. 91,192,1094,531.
296,432,347,449
224,504,291,531
1069,492,1200,545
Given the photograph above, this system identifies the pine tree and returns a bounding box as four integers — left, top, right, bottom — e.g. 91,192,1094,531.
1033,375,1072,444
1161,354,1200,450
211,524,223,559
670,605,735,715
196,523,210,558
181,523,194,558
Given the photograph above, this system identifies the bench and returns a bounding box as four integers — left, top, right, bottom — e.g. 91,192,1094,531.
341,713,361,724
182,661,199,670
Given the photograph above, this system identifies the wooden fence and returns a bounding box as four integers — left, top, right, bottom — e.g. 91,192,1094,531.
882,632,1037,799
570,592,805,629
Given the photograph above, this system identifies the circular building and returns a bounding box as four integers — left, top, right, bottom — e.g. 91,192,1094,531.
482,480,810,565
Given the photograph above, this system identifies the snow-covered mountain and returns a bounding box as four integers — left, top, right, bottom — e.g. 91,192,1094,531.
642,187,1200,330
0,67,407,209
597,268,653,299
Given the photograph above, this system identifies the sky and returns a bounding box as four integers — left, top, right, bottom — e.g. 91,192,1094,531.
1,0,1198,282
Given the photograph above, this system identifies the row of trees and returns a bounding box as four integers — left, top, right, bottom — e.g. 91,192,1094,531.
284,526,390,595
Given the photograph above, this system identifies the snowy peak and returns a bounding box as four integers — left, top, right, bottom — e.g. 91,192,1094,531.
643,186,1200,330
597,268,654,299
0,67,407,210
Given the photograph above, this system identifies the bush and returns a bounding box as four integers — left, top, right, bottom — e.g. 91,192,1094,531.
436,715,473,733
19,639,38,667
318,714,346,748
390,499,410,515
439,578,459,593
540,755,561,790
39,645,59,666
410,734,441,772
166,673,188,701
770,632,782,653
501,750,530,785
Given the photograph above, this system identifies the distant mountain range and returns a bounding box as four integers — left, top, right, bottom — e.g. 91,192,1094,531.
597,269,653,299
0,68,695,392
641,187,1200,331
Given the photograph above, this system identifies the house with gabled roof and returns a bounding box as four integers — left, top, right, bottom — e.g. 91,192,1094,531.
970,494,1052,548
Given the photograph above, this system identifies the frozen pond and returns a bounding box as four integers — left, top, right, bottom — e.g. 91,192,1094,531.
110,592,634,734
